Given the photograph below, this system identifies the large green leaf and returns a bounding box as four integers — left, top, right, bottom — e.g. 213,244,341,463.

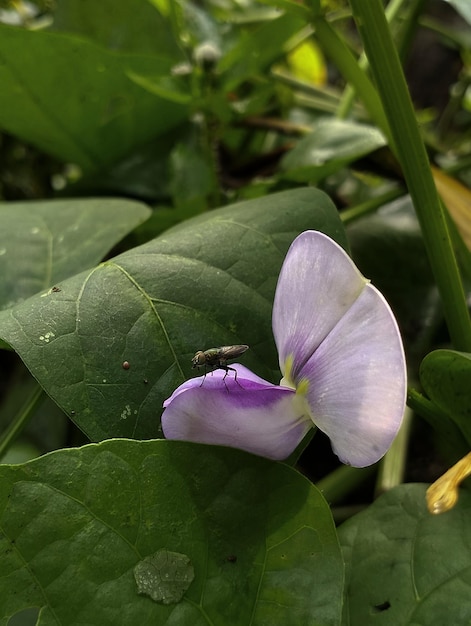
0,439,344,626
420,349,471,445
0,188,346,441
339,483,471,625
0,198,150,311
0,24,188,171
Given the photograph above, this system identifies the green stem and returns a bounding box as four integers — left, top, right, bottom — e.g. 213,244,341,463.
407,387,440,421
330,504,369,524
394,0,429,64
312,16,391,142
337,0,424,119
340,187,404,225
407,387,469,459
348,0,471,352
285,428,316,466
375,405,412,496
0,384,44,459
316,464,376,505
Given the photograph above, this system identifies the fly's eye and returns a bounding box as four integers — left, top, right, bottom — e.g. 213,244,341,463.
192,351,205,367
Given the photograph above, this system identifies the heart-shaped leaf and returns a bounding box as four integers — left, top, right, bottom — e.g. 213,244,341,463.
0,439,344,625
0,188,346,440
0,198,150,311
339,483,471,625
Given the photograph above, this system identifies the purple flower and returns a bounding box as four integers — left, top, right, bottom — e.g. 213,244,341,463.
162,231,406,467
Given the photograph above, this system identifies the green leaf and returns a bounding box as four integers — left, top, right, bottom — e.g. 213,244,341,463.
218,13,306,91
280,118,386,184
49,0,181,57
134,549,195,604
126,71,193,105
168,137,216,211
0,24,188,171
254,0,313,19
339,483,471,625
64,130,183,201
0,188,345,441
0,198,151,311
0,439,344,625
420,349,471,444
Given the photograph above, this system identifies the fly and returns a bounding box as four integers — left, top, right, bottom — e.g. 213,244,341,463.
192,345,249,388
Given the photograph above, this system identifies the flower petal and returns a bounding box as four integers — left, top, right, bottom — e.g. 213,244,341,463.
162,365,312,460
298,283,406,467
273,231,368,380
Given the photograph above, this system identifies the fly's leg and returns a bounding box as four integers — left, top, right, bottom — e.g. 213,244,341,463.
223,366,244,389
220,365,230,391
199,365,244,390
199,366,209,387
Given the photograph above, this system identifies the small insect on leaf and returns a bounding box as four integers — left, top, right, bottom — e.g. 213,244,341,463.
191,345,249,388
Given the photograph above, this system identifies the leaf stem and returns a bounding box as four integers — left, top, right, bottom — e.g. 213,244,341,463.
337,0,424,119
312,16,391,141
375,405,412,496
407,386,469,458
0,384,44,460
316,464,376,505
340,187,404,225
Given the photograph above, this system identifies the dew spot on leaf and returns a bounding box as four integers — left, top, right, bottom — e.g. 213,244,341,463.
7,607,40,626
134,549,195,605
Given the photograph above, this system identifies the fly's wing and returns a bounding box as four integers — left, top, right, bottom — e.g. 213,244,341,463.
218,345,249,362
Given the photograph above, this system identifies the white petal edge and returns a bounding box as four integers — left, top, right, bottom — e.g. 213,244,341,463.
273,231,367,379
298,282,406,467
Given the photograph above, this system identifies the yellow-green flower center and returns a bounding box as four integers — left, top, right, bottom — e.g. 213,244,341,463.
280,354,310,396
